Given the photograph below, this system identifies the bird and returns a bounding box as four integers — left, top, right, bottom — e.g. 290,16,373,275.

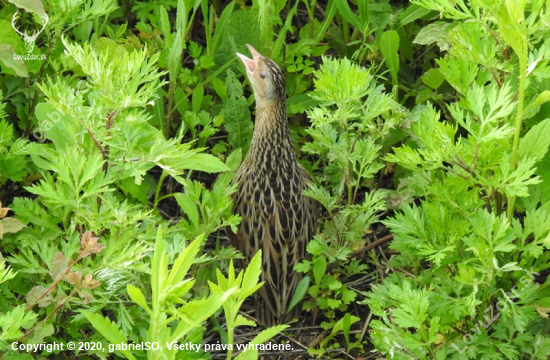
229,44,319,327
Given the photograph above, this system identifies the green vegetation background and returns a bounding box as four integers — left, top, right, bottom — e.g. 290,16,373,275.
1,0,550,359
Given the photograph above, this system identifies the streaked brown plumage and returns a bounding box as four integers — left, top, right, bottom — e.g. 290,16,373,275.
229,44,319,327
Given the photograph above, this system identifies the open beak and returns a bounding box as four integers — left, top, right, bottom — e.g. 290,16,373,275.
236,44,261,73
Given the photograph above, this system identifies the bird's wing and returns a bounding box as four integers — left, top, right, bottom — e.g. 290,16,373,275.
228,164,318,323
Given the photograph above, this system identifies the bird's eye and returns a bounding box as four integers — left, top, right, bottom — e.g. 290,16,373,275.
259,71,266,79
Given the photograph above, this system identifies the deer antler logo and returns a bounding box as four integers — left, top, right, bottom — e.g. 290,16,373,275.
11,11,49,54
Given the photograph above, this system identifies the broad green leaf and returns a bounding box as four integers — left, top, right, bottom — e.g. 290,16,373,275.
414,22,454,51
192,85,204,113
81,311,136,360
0,218,27,237
421,68,445,89
118,177,150,204
494,2,526,63
151,227,167,306
221,70,253,154
168,30,184,80
0,44,28,77
239,250,262,300
286,276,310,314
179,153,230,173
313,256,326,285
397,4,432,28
380,30,400,85
7,0,46,17
335,0,362,29
127,284,151,314
248,325,288,345
171,288,235,342
211,76,227,102
174,193,199,227
211,1,235,54
166,234,204,287
523,91,550,114
518,119,550,162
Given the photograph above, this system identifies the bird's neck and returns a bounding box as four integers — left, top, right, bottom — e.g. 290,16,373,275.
246,99,296,169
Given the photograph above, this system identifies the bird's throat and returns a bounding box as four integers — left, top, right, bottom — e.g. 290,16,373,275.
247,99,295,170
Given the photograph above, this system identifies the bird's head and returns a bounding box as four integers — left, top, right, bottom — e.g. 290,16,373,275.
236,44,286,106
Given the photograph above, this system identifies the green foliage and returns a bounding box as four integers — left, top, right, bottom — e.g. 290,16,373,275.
83,229,237,360
2,0,550,359
363,1,550,359
220,70,253,154
209,250,289,360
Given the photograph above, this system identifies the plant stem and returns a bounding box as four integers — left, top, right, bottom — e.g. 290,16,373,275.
154,170,169,210
507,38,527,222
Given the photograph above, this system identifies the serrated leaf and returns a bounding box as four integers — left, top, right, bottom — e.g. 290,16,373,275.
221,70,253,154
414,22,454,51
127,284,151,314
81,311,136,360
518,119,550,162
174,193,199,227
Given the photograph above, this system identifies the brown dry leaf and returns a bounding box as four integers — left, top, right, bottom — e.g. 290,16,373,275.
50,252,68,281
435,333,446,345
535,304,550,319
79,231,106,256
82,274,101,289
78,289,93,303
55,291,68,306
0,218,27,237
0,204,9,218
65,271,82,287
26,285,52,308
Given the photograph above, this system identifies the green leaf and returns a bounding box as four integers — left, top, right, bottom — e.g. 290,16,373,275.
286,275,310,314
212,76,227,102
180,153,230,173
494,1,527,64
0,44,28,77
168,30,184,80
151,227,167,306
211,1,235,54
127,284,151,314
335,0,362,29
7,0,46,17
380,30,400,85
118,177,150,204
239,250,262,300
81,311,137,360
397,4,432,28
421,68,445,89
166,234,204,288
248,325,288,345
174,193,199,227
523,91,550,114
414,22,454,51
313,257,326,285
0,217,27,237
221,70,253,153
518,119,550,162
